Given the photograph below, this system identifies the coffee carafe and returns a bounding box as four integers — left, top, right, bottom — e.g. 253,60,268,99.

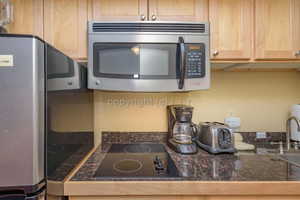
167,105,198,154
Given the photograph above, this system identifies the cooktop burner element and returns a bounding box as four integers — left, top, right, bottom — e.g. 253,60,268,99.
94,144,181,179
109,143,165,153
113,159,143,173
124,144,151,153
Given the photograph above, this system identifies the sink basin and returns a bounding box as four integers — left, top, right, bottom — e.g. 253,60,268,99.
255,146,300,155
278,154,300,167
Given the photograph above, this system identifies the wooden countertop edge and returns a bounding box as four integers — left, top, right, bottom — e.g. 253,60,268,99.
47,147,97,196
63,146,98,182
47,181,64,196
60,147,300,196
63,181,300,196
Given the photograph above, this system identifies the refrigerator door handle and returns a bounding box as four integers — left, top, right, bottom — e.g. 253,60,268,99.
25,185,46,200
26,194,44,200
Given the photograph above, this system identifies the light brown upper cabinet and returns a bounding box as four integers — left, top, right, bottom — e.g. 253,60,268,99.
148,0,208,21
91,0,208,22
41,0,208,60
44,0,89,59
209,0,253,60
255,0,300,60
91,0,148,21
6,0,43,38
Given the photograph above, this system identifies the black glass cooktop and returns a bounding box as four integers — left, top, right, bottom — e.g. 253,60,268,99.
94,144,180,179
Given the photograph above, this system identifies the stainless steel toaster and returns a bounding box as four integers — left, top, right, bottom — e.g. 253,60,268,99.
196,122,236,154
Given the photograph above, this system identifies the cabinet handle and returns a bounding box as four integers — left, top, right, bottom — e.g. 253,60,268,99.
140,14,146,21
295,50,300,57
151,15,157,21
213,51,219,57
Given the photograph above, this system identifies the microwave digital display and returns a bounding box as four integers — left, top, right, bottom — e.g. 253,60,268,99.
188,45,201,50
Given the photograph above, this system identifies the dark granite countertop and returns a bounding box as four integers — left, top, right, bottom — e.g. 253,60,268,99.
47,131,94,181
48,144,92,181
70,132,300,181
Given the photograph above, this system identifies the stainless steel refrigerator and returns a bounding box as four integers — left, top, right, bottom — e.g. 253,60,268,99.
0,34,86,200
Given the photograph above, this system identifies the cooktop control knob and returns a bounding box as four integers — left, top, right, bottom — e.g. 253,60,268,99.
154,156,165,172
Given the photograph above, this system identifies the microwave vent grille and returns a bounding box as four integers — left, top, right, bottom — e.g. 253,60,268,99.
92,23,207,33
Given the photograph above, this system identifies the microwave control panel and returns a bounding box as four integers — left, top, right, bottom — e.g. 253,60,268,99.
186,44,206,78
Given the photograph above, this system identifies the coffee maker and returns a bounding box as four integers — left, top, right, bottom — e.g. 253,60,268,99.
167,105,198,154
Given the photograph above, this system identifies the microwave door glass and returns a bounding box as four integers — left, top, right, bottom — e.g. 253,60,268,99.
94,43,177,79
140,44,177,78
47,45,74,78
97,44,139,77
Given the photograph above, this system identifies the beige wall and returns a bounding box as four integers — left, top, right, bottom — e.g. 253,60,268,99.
49,91,94,132
94,71,300,145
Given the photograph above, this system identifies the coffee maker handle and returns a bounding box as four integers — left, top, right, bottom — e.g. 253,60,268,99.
191,123,200,140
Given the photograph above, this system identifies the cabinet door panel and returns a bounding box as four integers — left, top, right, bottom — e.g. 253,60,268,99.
91,0,148,21
6,0,43,37
209,0,253,60
292,0,300,59
44,0,88,59
255,0,300,60
148,0,208,21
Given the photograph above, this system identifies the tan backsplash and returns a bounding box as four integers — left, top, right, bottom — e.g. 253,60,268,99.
49,91,94,132
94,71,300,145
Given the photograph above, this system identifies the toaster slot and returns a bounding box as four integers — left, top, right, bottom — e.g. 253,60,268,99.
218,129,232,149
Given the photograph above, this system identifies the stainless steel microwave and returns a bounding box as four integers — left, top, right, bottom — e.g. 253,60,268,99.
47,45,87,91
88,21,210,92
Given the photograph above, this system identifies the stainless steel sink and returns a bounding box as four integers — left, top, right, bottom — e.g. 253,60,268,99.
278,154,300,167
254,148,300,167
257,148,300,155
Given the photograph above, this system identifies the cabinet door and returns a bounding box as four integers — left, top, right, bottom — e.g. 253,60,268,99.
255,0,300,60
44,0,88,59
91,0,148,21
209,0,253,60
148,0,208,21
6,0,43,38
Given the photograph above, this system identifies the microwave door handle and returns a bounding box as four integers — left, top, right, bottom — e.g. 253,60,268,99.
178,37,186,90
